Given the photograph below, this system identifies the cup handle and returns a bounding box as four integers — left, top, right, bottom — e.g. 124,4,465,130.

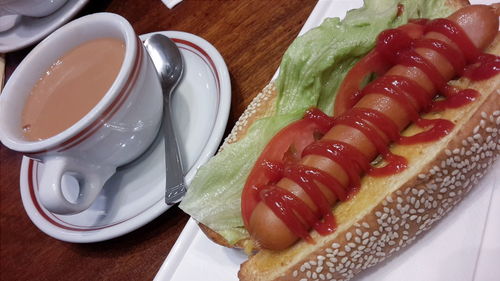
38,156,115,215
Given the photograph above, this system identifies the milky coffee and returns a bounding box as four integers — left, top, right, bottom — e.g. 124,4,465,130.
21,38,125,141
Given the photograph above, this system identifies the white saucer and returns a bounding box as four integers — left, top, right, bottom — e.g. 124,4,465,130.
0,0,89,53
19,31,231,243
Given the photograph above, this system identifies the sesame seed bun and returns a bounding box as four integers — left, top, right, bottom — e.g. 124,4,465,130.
195,2,500,281
237,35,499,281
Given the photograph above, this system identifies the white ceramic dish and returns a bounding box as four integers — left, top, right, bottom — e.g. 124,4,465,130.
0,0,89,53
154,0,500,280
19,31,231,243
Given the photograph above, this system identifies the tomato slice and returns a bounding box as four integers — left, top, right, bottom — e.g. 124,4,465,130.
333,22,426,116
333,50,390,117
241,109,332,227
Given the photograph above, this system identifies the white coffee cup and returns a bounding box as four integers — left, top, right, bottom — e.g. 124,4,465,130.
0,13,163,215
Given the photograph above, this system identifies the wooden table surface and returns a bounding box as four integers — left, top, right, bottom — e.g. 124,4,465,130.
0,0,317,280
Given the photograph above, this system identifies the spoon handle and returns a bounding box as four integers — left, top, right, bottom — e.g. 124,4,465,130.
163,94,186,205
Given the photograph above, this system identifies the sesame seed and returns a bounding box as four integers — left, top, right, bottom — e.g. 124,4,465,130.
346,232,352,241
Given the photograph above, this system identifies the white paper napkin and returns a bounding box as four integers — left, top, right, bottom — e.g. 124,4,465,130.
162,0,183,9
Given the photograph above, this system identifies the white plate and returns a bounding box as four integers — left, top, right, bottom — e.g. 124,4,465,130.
0,0,89,53
19,31,231,243
154,0,500,280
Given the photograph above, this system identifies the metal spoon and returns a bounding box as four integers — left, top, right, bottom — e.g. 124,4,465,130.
144,34,186,205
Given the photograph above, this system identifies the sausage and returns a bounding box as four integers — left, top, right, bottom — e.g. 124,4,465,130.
246,5,499,250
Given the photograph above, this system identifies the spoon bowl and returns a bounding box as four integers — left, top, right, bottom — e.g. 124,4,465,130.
144,34,186,205
145,34,184,89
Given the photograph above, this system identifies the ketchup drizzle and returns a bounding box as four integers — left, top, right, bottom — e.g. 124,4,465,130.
430,88,478,112
414,38,466,75
376,28,414,64
252,15,499,243
285,165,348,201
463,54,500,81
349,107,401,141
261,186,317,242
397,49,448,91
425,18,480,62
369,152,408,177
260,160,285,183
302,140,369,192
361,75,430,121
399,118,455,144
284,165,333,217
304,107,335,133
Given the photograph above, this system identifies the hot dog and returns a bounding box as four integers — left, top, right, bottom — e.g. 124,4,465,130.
245,4,499,251
179,1,500,280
